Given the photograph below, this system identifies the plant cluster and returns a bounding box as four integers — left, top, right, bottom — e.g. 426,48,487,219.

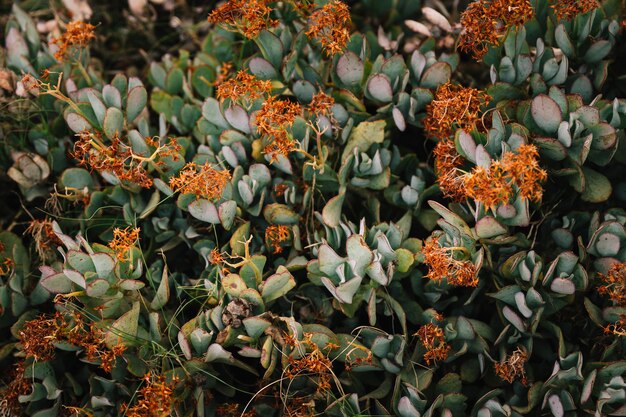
1,0,626,416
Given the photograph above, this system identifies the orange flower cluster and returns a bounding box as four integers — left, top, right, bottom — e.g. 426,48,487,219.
122,373,178,417
265,224,291,254
52,21,96,61
464,144,547,210
422,237,479,287
551,0,600,20
284,333,334,394
255,97,302,160
72,132,181,189
216,70,272,106
598,262,626,306
494,347,528,384
305,0,351,56
18,312,125,372
169,162,231,201
208,0,277,39
415,322,451,365
424,82,489,140
308,91,335,116
458,0,534,59
108,226,141,261
433,140,466,201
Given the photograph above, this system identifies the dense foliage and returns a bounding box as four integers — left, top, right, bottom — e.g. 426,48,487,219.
1,0,626,416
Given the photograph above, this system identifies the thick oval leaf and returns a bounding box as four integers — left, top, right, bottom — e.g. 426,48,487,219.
126,86,148,122
531,95,562,135
103,107,124,139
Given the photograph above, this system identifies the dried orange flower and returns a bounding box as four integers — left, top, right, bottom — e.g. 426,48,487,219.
305,0,351,56
72,131,181,189
215,403,256,417
463,163,513,211
122,373,178,417
458,0,533,59
255,96,302,160
494,347,528,384
284,333,333,394
52,21,96,61
433,140,466,201
0,257,13,277
604,314,626,337
208,0,277,39
551,0,599,20
463,144,547,210
18,311,123,372
169,162,231,201
422,237,479,287
216,70,272,106
415,322,451,365
108,226,140,261
265,224,291,254
424,82,489,140
500,144,548,203
598,262,626,306
18,313,63,361
1,362,31,416
307,91,335,116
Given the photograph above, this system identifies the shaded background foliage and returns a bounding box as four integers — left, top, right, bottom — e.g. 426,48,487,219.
1,0,626,416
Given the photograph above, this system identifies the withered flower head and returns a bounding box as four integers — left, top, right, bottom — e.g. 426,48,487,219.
208,0,277,39
108,226,141,261
494,347,529,384
169,162,231,201
265,224,291,254
415,322,451,365
52,21,96,61
551,0,600,21
458,0,533,60
424,82,489,140
305,0,352,56
216,70,272,105
25,218,62,262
